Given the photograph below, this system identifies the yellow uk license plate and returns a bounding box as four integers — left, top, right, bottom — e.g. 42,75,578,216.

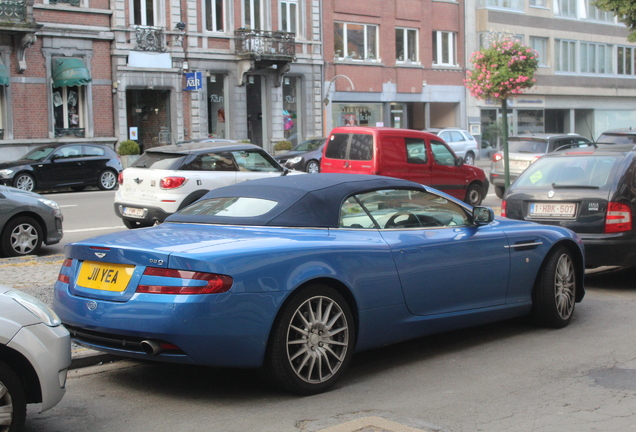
77,261,135,292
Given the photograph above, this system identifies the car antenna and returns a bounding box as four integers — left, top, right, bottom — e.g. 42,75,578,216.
583,118,594,141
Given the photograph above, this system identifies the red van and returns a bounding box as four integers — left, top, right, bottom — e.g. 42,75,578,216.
320,127,489,206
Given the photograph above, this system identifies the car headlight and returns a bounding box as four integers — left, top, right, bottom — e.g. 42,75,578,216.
39,198,62,216
0,169,14,177
288,157,302,164
6,289,62,327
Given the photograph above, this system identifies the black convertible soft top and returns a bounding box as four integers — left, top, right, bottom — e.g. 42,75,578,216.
166,174,427,228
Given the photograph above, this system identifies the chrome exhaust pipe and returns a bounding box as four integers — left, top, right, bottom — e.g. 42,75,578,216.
140,340,163,356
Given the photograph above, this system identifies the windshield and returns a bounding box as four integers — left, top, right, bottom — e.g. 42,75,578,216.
21,146,56,162
513,155,621,189
508,139,548,154
597,133,636,144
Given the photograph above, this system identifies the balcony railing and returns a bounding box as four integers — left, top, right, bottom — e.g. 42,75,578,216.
55,128,85,138
0,0,26,21
135,26,166,52
235,29,295,61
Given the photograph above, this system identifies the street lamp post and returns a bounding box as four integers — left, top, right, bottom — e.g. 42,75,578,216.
323,75,354,135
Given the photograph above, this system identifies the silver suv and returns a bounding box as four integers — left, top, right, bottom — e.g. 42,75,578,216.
429,128,479,165
490,133,592,198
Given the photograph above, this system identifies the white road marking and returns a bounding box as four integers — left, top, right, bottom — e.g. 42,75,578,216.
64,226,125,233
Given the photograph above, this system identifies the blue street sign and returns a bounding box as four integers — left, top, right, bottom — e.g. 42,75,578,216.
184,72,202,91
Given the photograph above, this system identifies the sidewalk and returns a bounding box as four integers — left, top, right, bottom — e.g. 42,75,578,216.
0,254,117,369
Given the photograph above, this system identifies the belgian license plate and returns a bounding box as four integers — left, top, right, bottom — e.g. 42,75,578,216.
77,261,135,292
122,207,145,218
510,160,529,168
529,202,577,218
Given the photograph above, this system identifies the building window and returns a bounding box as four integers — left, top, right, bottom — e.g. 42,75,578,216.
530,37,548,67
580,42,612,74
583,0,614,22
396,28,418,63
555,39,576,72
334,22,378,61
280,0,297,33
283,76,300,143
478,0,523,10
432,31,457,67
529,0,546,7
207,74,227,139
243,0,265,30
53,86,85,137
618,46,635,76
205,0,224,32
132,0,163,26
554,0,576,17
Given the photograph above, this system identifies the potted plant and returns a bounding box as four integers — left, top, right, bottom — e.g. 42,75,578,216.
117,140,141,168
274,140,292,156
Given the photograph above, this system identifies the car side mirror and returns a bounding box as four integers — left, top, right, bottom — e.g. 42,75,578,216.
473,206,494,225
456,156,464,167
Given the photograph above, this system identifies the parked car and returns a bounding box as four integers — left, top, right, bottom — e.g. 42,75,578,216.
596,128,636,144
274,137,326,173
0,185,63,257
0,143,122,193
1,286,71,432
320,127,489,206
55,174,584,395
502,144,636,268
114,141,301,229
428,128,478,165
490,134,593,198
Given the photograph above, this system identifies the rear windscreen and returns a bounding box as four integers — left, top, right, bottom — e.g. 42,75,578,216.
131,152,187,169
508,139,548,154
514,155,622,189
597,133,636,144
325,133,373,160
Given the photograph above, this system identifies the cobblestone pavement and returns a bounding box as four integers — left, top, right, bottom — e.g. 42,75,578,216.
0,254,65,306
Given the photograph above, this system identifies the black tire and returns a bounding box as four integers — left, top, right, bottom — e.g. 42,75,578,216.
494,185,505,199
262,284,355,395
12,173,35,192
464,152,475,165
98,170,118,190
464,183,483,206
305,160,320,174
531,246,576,329
0,360,27,432
1,216,43,257
123,219,153,229
70,185,86,192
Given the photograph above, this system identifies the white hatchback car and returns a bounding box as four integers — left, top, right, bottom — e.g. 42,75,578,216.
115,141,303,228
1,287,71,432
429,128,479,165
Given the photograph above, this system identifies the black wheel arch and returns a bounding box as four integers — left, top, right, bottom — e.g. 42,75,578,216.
177,189,210,211
0,345,42,405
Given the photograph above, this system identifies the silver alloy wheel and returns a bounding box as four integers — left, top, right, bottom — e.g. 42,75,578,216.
286,295,349,384
554,253,576,320
0,380,14,432
10,223,39,255
14,174,34,192
464,153,475,165
306,161,320,174
100,170,117,190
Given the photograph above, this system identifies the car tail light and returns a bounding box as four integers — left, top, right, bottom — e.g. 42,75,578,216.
605,202,632,233
57,258,73,284
531,156,541,164
501,200,507,218
118,172,124,185
137,267,233,294
492,153,503,162
160,177,187,189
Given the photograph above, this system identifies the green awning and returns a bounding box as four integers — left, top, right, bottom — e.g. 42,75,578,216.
0,63,9,87
52,58,91,88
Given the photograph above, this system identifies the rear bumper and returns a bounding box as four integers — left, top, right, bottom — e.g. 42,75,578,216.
114,201,172,225
489,172,520,188
579,233,636,268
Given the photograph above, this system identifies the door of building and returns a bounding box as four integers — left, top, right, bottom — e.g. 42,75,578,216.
246,75,263,147
126,89,171,152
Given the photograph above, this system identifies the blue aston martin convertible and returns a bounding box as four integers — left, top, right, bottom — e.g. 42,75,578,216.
53,174,585,394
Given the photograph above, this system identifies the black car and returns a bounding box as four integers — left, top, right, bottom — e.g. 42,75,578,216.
274,137,326,173
0,143,123,192
0,185,63,256
596,128,636,145
503,144,636,268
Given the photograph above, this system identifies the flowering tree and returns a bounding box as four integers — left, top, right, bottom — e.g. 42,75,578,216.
464,36,539,189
